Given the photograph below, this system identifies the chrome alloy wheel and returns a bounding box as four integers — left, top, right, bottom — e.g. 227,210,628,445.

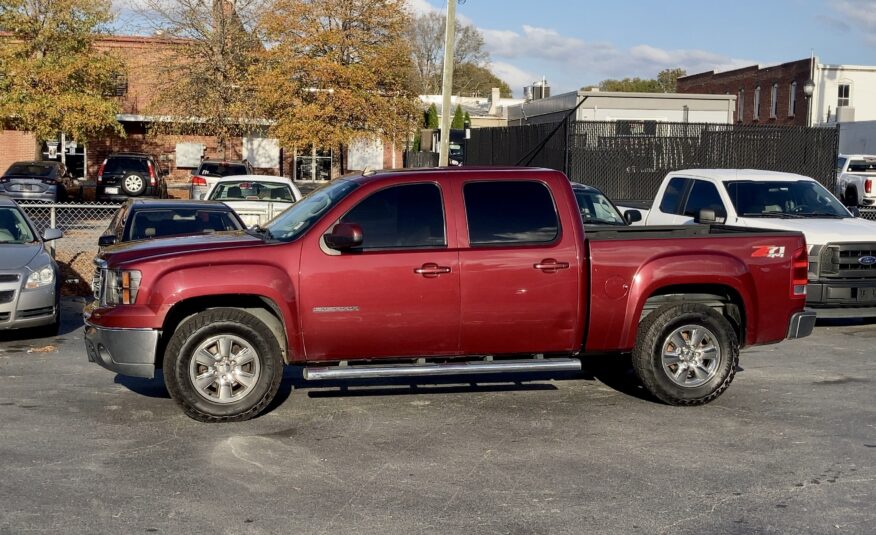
124,174,144,192
661,324,721,388
189,334,261,404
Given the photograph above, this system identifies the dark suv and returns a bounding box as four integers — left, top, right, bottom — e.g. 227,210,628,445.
97,153,168,202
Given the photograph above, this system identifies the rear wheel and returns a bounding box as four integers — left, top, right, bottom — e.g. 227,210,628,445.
122,174,147,196
845,186,859,207
164,308,283,422
632,303,738,405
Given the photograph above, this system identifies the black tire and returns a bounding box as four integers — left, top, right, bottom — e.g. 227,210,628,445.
163,308,284,422
632,303,738,406
845,187,859,207
121,173,147,196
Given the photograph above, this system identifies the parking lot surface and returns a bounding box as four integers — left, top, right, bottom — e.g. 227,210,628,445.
0,300,873,534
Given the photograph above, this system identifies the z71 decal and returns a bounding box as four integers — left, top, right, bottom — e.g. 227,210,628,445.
751,245,786,258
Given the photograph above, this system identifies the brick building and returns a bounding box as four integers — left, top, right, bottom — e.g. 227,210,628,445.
678,58,813,127
1,34,402,184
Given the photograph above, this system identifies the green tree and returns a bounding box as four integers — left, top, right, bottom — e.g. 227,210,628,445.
451,104,464,129
597,77,662,93
463,111,471,126
453,63,512,97
256,0,419,165
426,103,439,128
657,67,687,93
0,0,123,142
134,0,265,157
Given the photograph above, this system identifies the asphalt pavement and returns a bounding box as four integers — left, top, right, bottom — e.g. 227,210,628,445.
0,299,873,534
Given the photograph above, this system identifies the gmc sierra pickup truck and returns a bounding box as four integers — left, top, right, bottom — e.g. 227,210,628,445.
619,169,876,318
85,168,814,422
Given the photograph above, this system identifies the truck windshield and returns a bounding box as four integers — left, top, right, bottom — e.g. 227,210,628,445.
573,188,626,225
263,179,359,242
725,180,850,218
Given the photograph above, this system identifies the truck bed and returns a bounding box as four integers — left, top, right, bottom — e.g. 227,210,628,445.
585,223,804,241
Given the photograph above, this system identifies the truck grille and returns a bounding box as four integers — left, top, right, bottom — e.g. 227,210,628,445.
818,243,876,279
92,259,107,300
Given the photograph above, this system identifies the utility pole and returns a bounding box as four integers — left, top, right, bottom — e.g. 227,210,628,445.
438,0,457,167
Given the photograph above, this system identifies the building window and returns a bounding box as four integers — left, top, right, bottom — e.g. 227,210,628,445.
738,89,744,122
770,83,778,119
753,85,761,120
838,84,850,107
789,81,797,117
109,72,128,97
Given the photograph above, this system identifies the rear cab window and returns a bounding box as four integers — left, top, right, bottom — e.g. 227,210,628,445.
463,180,559,246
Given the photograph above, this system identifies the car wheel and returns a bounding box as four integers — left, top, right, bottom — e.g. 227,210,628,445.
122,174,147,196
632,303,738,406
845,187,859,207
163,308,284,422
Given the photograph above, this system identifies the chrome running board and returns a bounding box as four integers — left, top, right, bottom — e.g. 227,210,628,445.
303,358,581,381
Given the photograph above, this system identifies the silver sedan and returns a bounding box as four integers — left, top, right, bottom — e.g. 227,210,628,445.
0,197,63,334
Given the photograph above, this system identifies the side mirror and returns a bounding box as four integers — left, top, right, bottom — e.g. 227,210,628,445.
98,235,117,247
324,223,363,251
43,228,63,241
623,209,642,224
850,206,861,218
695,208,717,224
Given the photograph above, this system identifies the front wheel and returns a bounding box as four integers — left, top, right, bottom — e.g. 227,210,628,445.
845,187,859,207
632,303,738,405
164,308,284,422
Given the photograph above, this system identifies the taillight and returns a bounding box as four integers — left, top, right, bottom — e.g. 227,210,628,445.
866,179,872,194
147,161,156,186
791,247,808,297
97,159,106,183
191,176,207,186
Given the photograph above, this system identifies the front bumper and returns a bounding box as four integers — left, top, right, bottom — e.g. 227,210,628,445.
787,310,817,339
84,321,159,378
0,274,58,330
806,280,876,318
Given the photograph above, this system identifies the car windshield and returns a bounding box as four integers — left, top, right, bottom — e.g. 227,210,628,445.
0,207,36,243
209,181,296,202
126,209,243,241
573,188,626,225
264,179,359,242
725,180,850,218
5,164,54,177
199,163,247,176
847,159,876,173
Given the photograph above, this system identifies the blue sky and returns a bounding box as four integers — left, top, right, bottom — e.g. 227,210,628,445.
411,0,876,96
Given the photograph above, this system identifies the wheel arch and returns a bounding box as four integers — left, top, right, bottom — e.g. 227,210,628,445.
158,294,293,367
639,284,747,345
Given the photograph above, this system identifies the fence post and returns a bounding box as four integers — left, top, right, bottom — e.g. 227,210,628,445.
563,118,570,177
49,205,56,258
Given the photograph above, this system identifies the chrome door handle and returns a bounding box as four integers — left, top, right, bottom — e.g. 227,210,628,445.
415,263,452,277
534,259,570,272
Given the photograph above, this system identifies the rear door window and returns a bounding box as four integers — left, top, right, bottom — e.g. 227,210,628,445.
659,177,688,214
105,157,148,174
464,181,559,245
339,183,445,250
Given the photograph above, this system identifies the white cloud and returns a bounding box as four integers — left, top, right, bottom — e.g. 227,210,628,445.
490,61,539,92
829,0,876,45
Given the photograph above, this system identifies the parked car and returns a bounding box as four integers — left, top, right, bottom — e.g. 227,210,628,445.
0,161,76,202
205,175,303,227
617,169,876,318
85,167,812,422
98,199,246,248
96,153,168,202
190,159,253,200
0,197,63,335
571,183,640,225
836,154,876,207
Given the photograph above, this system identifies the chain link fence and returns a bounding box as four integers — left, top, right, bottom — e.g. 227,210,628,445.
467,120,840,202
19,203,120,295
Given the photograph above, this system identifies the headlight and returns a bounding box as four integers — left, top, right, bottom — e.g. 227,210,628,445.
25,266,54,289
102,269,141,305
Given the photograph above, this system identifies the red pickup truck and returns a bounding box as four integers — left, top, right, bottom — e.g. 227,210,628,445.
85,168,815,422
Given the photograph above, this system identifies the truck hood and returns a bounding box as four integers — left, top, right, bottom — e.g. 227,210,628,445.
0,244,42,270
735,216,876,246
99,231,265,266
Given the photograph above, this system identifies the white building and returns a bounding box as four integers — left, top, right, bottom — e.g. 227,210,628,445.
812,62,876,125
507,89,737,126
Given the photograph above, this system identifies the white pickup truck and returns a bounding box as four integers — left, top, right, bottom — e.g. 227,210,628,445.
836,154,876,207
620,169,876,318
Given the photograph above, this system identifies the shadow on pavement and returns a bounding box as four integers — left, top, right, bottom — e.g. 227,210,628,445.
115,374,171,399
